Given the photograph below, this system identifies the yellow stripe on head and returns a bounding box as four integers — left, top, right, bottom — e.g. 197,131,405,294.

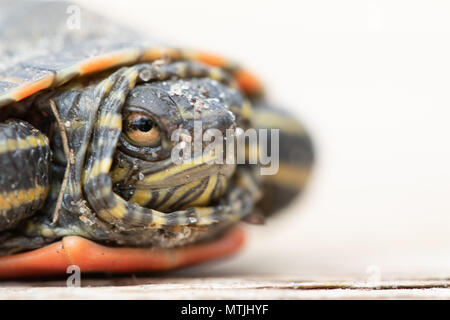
110,165,131,183
141,153,217,185
98,197,126,220
99,77,114,94
157,179,204,211
175,63,188,78
187,174,217,207
97,113,122,130
208,67,225,81
129,189,153,206
83,158,113,184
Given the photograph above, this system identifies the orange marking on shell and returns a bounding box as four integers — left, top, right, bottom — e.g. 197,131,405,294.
171,227,245,268
64,227,245,273
12,76,54,102
234,69,263,95
141,47,181,62
79,51,136,74
196,52,227,67
141,47,164,61
0,227,245,278
0,241,70,278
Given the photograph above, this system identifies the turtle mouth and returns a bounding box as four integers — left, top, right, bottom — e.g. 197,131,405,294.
134,153,236,189
119,152,236,211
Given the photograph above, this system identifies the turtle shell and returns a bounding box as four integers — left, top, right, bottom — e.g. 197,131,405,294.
0,0,262,109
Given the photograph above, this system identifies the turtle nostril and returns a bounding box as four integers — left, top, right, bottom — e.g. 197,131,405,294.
199,105,236,133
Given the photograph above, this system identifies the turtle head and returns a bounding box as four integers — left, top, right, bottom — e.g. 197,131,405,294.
111,77,244,212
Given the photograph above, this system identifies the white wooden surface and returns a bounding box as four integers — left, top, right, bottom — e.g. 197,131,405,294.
1,276,450,299
1,218,450,299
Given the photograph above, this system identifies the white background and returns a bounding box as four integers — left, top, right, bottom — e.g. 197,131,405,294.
76,0,450,279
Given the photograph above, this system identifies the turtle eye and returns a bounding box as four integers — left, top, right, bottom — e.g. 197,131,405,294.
123,113,161,147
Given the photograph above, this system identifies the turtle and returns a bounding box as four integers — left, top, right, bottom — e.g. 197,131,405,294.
0,0,314,278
